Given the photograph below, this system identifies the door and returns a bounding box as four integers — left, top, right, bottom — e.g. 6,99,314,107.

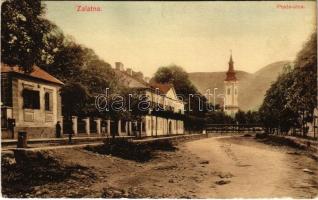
169,121,172,135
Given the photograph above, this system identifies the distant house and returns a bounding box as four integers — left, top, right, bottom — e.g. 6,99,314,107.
114,62,185,136
1,63,64,139
145,82,185,136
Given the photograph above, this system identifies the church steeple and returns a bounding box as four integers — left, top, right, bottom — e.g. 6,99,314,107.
224,51,239,116
229,54,234,71
225,52,237,81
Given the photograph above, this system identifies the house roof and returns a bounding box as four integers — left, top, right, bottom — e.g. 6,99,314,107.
114,68,179,100
149,82,174,94
1,63,64,85
114,69,150,88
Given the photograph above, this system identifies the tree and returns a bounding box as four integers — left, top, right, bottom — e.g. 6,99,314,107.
206,111,234,124
1,0,130,134
294,32,317,69
153,65,198,95
259,70,298,134
36,25,119,119
288,32,317,136
153,65,207,117
259,32,317,136
235,110,246,124
60,82,90,119
245,111,260,124
1,0,52,72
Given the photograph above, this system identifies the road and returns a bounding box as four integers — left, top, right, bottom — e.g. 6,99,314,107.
185,136,318,198
2,135,317,198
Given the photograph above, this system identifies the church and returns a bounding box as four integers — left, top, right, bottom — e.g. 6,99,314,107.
224,54,239,116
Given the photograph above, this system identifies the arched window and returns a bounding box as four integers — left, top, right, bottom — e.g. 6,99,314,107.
227,88,231,95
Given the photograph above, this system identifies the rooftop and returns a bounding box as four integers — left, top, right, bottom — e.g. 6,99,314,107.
1,63,64,85
149,82,174,94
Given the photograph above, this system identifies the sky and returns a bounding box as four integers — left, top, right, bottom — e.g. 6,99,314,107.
44,1,316,77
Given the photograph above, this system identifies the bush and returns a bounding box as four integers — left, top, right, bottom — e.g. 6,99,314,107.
85,138,176,162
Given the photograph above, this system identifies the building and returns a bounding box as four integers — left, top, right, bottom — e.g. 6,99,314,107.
144,82,185,136
114,63,185,136
1,63,64,139
224,54,239,116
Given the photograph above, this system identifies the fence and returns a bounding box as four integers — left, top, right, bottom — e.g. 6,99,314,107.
205,124,264,134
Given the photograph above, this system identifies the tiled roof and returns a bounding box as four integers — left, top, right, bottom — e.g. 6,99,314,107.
114,68,176,95
114,69,150,88
1,63,64,85
149,82,173,94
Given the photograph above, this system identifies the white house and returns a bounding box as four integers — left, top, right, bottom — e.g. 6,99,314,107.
114,62,185,137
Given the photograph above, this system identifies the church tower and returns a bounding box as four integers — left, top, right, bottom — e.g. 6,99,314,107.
224,53,239,116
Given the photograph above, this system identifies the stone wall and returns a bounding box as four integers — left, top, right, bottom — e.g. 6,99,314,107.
14,126,56,139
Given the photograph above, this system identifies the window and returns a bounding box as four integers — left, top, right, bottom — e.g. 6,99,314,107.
235,88,237,95
44,92,53,111
22,89,40,109
227,88,231,95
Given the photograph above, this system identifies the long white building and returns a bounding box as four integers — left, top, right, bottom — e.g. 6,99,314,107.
114,62,185,137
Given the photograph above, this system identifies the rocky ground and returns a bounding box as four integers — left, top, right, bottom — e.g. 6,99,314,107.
186,135,318,198
2,135,318,198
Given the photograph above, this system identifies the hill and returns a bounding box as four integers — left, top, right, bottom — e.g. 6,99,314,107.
188,61,291,111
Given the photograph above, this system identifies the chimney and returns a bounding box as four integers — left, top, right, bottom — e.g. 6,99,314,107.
126,68,133,76
144,76,150,83
115,62,124,71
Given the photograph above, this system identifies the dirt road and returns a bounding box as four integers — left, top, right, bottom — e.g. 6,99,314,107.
185,136,318,198
2,135,317,198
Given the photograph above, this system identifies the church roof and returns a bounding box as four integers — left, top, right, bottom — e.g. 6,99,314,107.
225,54,237,81
225,71,237,81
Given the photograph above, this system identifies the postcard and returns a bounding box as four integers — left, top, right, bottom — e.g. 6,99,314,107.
1,0,317,198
